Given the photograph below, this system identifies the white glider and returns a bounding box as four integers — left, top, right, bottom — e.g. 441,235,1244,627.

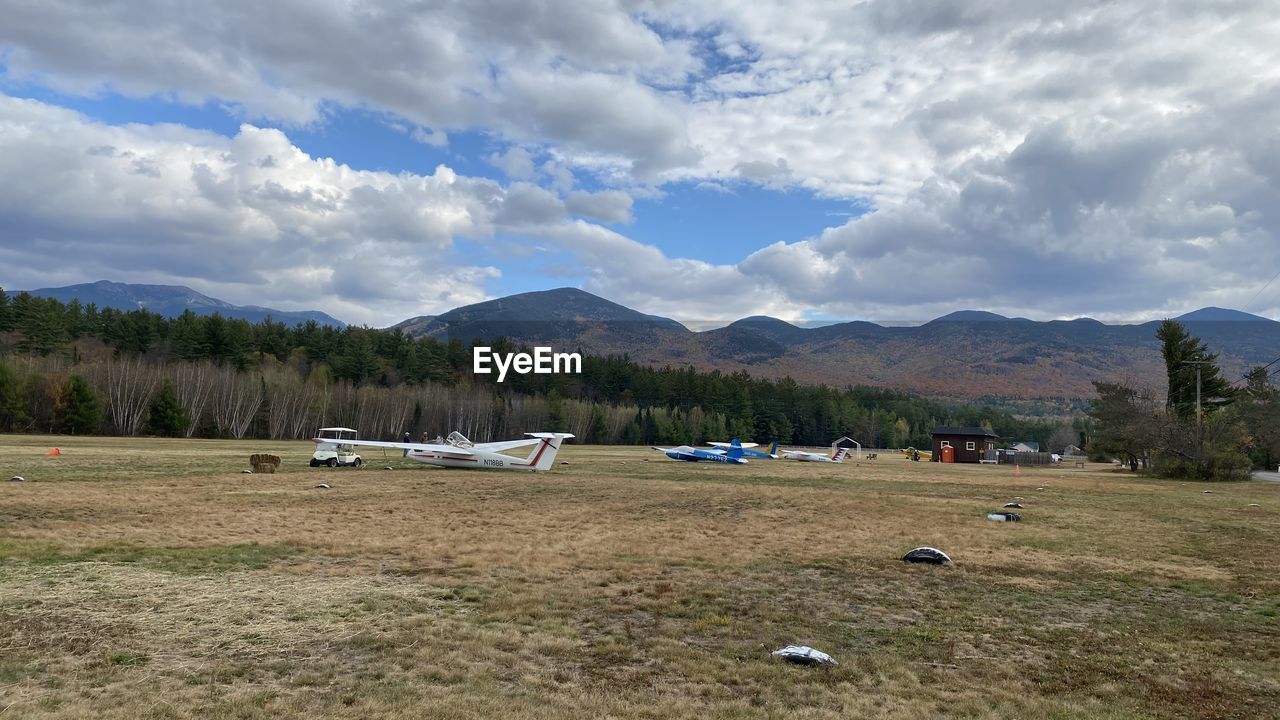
312,431,574,472
780,446,850,463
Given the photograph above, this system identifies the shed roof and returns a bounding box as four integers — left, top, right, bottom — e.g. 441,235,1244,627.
932,426,999,438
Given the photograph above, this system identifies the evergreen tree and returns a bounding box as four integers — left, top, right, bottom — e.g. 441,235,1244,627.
0,358,18,431
58,374,101,435
1234,366,1280,470
17,297,67,356
1156,320,1233,419
0,287,13,332
588,406,609,443
145,380,190,437
169,311,208,360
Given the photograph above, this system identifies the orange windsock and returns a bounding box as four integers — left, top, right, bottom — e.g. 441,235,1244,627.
46,448,61,456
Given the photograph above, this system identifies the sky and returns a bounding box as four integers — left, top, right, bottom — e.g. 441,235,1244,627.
1,0,1278,327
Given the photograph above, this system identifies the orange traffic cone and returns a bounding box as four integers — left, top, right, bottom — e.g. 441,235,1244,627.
46,448,61,456
1014,464,1021,477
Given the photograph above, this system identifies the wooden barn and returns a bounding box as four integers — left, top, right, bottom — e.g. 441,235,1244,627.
931,426,999,463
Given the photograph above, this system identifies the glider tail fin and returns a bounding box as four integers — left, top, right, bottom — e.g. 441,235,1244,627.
832,447,849,463
526,432,575,471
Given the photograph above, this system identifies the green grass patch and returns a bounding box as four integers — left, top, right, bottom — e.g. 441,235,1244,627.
0,540,296,573
108,651,149,667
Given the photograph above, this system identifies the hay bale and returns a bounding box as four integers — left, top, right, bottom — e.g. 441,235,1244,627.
249,453,281,474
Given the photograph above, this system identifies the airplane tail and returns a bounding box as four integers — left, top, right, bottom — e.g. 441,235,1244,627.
832,447,849,462
768,440,779,456
525,432,575,471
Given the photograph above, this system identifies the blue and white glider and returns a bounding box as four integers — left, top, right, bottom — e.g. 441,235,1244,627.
652,444,749,464
707,439,778,459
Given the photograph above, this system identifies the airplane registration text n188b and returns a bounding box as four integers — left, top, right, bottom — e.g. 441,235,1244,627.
311,431,574,472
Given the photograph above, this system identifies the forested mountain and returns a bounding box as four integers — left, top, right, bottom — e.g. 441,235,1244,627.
19,283,1278,412
389,290,1280,409
24,280,345,328
390,287,687,344
0,287,1068,449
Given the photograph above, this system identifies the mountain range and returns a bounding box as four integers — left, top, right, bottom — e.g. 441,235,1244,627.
392,288,1280,410
14,282,1277,409
20,280,346,328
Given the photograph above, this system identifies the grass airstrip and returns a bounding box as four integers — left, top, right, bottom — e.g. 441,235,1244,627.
1,435,1278,719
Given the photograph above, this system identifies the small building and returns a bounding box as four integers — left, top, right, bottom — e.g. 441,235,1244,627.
1063,444,1084,457
931,426,999,463
1009,440,1040,453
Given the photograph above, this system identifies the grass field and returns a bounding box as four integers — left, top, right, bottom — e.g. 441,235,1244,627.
1,435,1278,719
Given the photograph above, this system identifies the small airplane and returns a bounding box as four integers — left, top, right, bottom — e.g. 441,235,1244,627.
652,443,749,464
780,446,851,463
311,430,574,472
707,439,779,459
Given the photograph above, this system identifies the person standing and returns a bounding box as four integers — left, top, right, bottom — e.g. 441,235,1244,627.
402,431,411,457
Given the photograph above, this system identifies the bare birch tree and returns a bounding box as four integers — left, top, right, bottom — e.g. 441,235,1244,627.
210,366,263,439
263,367,317,439
90,355,158,436
168,361,217,437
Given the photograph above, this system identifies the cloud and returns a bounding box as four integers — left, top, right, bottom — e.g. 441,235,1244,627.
533,220,806,322
409,126,448,147
486,146,536,179
732,105,1280,321
2,1,1280,322
565,190,633,223
0,95,515,325
0,0,699,177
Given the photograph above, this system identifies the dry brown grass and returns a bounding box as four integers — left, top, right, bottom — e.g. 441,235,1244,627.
2,434,1279,719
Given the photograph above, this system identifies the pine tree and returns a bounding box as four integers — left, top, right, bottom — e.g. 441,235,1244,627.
1157,320,1233,419
0,287,13,332
0,358,19,431
18,297,67,356
145,380,190,437
58,375,102,435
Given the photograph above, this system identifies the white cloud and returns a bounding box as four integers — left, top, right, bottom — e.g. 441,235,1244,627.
0,0,699,176
409,126,448,147
486,146,536,179
2,1,1280,321
565,190,633,223
0,95,513,325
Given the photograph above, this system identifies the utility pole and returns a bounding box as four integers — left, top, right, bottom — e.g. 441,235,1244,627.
1182,360,1214,467
1181,360,1214,423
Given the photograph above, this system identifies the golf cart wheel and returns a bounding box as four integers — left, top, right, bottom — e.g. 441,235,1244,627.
309,459,319,467
327,457,338,468
353,458,364,468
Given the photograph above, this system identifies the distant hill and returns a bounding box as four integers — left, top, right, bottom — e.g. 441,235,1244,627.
388,288,688,350
20,280,346,328
1174,307,1273,322
390,289,1280,407
927,310,1012,323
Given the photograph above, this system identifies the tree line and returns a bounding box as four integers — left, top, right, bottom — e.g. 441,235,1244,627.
1087,320,1279,480
0,287,1067,447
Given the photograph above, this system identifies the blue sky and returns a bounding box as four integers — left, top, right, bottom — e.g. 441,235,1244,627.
0,2,1277,326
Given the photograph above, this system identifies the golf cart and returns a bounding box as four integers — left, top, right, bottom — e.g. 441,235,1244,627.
311,427,364,468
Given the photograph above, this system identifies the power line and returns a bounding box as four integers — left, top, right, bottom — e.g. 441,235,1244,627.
1230,355,1280,387
1241,267,1280,314
1228,270,1280,386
